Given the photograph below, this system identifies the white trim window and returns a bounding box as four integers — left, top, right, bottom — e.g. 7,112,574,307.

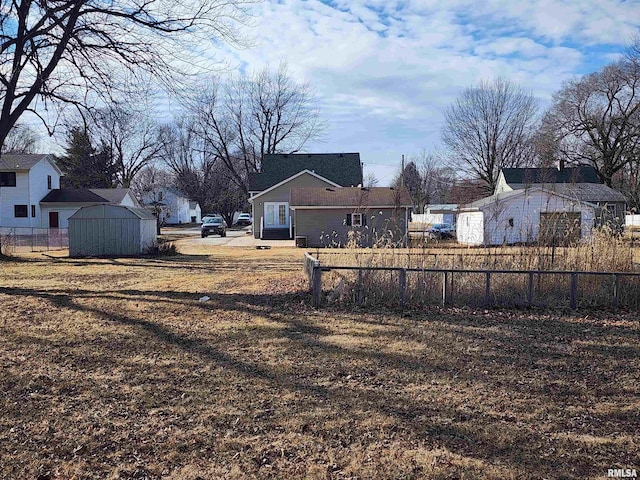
351,213,363,227
264,202,289,228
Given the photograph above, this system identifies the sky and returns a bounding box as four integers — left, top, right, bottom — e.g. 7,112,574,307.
192,0,640,186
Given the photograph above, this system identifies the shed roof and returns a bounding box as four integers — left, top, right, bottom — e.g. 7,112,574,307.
514,183,626,203
462,185,607,211
69,204,156,220
502,166,601,185
41,188,109,203
89,188,135,205
290,186,413,208
0,153,54,170
249,153,363,191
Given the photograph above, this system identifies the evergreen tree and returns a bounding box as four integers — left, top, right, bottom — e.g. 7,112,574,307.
56,127,116,188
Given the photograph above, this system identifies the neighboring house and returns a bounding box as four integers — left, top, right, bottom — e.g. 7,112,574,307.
412,204,458,225
456,186,601,246
0,154,62,228
290,186,413,247
495,165,626,221
40,187,140,228
141,188,201,225
248,153,363,240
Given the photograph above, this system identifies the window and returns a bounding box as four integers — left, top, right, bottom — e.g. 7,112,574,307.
31,205,36,218
278,204,287,225
47,175,52,189
0,172,17,187
351,213,363,227
14,205,28,218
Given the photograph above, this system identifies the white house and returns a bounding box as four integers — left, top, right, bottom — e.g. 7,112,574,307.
142,188,201,224
0,154,62,228
456,187,600,246
40,187,140,229
412,204,457,225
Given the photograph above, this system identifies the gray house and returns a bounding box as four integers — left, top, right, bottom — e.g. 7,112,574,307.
248,153,363,240
290,186,413,247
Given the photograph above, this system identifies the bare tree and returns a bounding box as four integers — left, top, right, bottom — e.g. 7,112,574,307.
188,64,324,194
1,123,40,154
363,171,379,188
0,0,253,150
90,104,163,187
540,56,640,187
442,78,538,193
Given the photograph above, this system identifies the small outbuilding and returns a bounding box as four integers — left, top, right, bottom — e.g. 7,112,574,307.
68,204,157,257
456,186,601,246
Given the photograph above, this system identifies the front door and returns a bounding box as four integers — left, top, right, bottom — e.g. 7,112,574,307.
264,202,289,228
49,212,59,228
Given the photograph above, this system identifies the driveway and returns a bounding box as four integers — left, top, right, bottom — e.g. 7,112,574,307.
161,225,295,247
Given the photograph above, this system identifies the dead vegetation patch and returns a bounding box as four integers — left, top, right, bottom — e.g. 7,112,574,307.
0,247,638,479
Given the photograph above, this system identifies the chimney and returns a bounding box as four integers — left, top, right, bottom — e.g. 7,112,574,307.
557,158,565,171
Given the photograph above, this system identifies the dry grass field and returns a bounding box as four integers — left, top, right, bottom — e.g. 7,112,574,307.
1,243,639,479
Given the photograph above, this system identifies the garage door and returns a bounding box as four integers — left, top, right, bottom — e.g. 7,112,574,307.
539,212,581,245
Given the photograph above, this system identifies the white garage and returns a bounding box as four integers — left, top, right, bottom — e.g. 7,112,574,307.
69,205,157,257
456,186,599,246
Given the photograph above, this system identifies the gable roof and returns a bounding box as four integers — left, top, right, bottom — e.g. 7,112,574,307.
40,188,109,204
89,188,136,205
249,153,362,191
502,166,601,185
69,204,156,220
0,153,59,172
290,186,413,208
249,169,341,202
533,183,626,203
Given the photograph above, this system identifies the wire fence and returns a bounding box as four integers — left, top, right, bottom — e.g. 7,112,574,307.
0,227,69,253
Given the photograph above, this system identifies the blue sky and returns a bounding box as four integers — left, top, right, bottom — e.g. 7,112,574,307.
202,0,639,185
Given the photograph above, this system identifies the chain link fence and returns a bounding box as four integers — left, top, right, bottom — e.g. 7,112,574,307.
0,227,69,253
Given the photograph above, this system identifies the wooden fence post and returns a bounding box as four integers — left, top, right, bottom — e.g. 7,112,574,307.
312,265,322,308
485,272,491,306
570,273,578,310
399,268,407,309
528,272,534,305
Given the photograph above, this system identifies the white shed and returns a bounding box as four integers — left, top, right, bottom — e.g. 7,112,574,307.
456,187,599,246
68,205,157,257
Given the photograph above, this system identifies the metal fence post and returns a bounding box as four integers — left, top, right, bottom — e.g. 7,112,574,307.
399,268,407,309
357,269,364,306
570,273,578,310
312,265,322,308
485,272,491,306
442,271,449,307
528,272,535,305
613,273,619,308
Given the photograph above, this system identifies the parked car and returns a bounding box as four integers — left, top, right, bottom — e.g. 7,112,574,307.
427,223,455,239
235,213,252,227
201,216,226,238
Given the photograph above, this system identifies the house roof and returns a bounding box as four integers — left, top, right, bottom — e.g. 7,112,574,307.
89,188,134,205
462,184,619,211
0,153,54,171
40,188,109,203
249,153,363,191
502,166,601,185
290,186,413,208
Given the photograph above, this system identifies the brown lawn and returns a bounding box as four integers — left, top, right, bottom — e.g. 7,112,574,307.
0,244,638,479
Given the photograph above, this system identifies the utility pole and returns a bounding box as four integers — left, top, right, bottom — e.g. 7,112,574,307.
401,154,405,187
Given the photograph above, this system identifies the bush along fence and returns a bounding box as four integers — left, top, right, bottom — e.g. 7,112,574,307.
303,252,640,310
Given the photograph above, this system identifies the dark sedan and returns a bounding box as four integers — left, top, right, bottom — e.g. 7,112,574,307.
201,217,226,238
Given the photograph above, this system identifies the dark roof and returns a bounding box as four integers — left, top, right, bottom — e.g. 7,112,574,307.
0,153,52,170
40,188,109,203
290,186,413,207
502,166,601,185
89,188,133,205
249,153,363,191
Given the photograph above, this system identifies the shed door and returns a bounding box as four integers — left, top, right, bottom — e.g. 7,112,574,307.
540,212,581,245
49,212,59,228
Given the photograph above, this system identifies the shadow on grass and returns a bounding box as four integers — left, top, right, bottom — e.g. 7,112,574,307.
1,284,638,477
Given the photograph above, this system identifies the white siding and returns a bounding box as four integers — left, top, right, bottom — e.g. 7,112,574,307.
459,190,598,246
457,211,484,245
0,171,30,227
40,206,84,229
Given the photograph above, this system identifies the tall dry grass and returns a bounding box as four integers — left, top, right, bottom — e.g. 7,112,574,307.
315,228,640,309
